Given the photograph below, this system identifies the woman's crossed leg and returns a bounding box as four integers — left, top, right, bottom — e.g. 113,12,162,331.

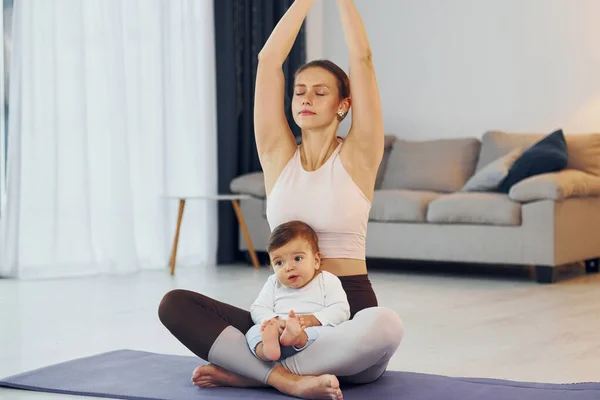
158,289,403,399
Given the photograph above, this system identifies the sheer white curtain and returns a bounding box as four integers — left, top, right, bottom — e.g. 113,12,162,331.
0,0,218,279
1,3,9,219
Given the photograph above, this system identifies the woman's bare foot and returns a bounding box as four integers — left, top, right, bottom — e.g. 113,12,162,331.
194,364,342,399
280,310,308,348
260,318,281,361
291,374,344,400
191,364,266,388
268,365,342,400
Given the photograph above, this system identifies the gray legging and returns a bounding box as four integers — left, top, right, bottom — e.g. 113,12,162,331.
208,307,404,384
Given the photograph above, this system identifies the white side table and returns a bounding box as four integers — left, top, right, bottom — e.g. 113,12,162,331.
162,194,261,275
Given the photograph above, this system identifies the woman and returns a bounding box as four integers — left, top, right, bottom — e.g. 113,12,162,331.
158,1,404,399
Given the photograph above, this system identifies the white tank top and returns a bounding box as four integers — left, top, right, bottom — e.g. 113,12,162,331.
266,139,371,260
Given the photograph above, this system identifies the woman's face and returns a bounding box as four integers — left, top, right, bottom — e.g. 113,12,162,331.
291,67,349,130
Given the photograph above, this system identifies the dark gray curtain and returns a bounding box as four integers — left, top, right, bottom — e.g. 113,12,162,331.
214,0,306,264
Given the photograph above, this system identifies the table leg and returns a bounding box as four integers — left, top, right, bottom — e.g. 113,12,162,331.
231,199,260,269
169,199,186,275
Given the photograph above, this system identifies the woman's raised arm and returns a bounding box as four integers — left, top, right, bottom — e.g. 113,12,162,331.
337,0,384,169
254,0,314,180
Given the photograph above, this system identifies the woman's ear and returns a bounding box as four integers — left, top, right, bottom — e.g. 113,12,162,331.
337,98,351,121
338,97,351,114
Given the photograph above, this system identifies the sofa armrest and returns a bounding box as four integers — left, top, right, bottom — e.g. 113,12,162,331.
230,172,266,198
509,169,600,202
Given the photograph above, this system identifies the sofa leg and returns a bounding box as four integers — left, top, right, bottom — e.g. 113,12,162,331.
535,265,557,284
585,258,599,274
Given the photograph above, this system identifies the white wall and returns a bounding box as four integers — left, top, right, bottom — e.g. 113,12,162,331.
308,0,600,140
306,1,324,61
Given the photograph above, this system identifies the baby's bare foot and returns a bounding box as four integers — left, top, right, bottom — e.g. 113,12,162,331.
261,319,281,361
191,364,265,388
280,310,307,347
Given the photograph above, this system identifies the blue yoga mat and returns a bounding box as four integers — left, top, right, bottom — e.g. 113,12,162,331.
1,349,599,399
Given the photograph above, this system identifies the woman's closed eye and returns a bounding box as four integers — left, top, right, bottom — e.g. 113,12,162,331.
295,91,325,96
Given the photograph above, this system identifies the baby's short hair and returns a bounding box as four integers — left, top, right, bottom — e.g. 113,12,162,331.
267,220,319,254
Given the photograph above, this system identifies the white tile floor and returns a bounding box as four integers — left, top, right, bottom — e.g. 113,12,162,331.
1,262,599,399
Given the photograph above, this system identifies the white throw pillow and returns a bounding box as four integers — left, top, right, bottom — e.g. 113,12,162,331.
461,148,523,192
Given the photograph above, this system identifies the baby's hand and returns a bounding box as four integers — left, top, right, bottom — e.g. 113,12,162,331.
298,314,306,329
276,318,286,334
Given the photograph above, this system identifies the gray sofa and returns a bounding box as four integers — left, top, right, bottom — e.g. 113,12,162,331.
230,130,600,283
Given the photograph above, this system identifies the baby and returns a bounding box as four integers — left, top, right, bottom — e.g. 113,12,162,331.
246,220,351,361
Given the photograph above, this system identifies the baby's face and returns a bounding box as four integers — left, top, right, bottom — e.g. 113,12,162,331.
269,238,320,289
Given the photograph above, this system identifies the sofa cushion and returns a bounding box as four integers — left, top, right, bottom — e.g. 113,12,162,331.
369,190,440,222
374,135,398,190
564,133,600,176
381,138,481,192
509,169,600,202
476,131,543,171
461,148,523,192
476,130,600,176
498,129,568,193
230,172,266,198
427,192,521,226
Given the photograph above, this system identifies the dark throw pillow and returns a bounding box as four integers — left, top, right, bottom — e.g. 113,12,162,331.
498,129,568,193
